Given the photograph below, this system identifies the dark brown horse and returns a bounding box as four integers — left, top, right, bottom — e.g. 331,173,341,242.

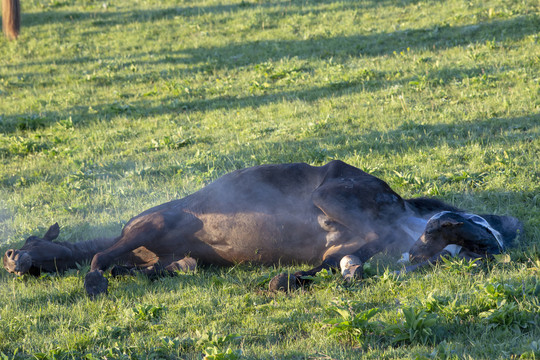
3,161,522,296
2,0,20,40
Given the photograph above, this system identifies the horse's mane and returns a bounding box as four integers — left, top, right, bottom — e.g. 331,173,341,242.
57,237,118,262
405,197,461,216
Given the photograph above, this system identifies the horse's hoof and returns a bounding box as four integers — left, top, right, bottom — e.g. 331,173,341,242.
340,255,363,282
269,273,298,292
110,265,133,277
167,257,197,273
84,270,108,298
342,264,363,282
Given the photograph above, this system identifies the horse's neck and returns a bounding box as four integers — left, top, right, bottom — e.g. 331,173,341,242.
61,237,117,262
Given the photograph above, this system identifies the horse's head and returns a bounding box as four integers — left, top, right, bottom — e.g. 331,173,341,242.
3,223,73,275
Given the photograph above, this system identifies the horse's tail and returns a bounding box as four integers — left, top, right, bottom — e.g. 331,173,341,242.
2,0,20,40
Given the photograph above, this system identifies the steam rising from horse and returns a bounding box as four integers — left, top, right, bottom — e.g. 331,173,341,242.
2,161,522,296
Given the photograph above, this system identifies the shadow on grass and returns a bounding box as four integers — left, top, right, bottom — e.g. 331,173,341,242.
21,0,433,28
11,14,539,71
147,15,539,69
0,63,530,133
2,5,537,131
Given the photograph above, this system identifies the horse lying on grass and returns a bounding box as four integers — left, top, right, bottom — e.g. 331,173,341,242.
2,161,522,296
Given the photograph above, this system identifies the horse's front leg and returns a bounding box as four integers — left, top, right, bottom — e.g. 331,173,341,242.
268,253,364,292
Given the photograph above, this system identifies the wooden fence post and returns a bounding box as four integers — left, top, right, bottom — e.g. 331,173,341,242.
2,0,21,40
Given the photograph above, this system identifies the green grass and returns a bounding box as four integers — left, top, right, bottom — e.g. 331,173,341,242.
1,0,539,358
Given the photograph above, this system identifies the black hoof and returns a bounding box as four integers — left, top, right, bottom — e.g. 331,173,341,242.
269,273,298,292
110,265,134,277
84,270,108,298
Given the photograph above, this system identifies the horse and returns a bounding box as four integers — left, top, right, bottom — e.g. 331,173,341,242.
2,161,522,296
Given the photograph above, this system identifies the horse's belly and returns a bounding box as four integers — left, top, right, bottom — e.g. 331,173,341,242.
194,212,326,265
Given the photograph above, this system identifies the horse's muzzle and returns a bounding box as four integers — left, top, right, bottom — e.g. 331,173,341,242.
3,249,32,275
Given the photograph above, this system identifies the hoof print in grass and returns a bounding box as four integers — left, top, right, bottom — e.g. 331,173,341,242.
84,270,108,298
269,273,298,292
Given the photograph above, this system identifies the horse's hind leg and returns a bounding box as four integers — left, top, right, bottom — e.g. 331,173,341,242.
134,257,197,279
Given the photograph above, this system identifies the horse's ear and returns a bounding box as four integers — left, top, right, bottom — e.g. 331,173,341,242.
44,223,60,241
440,219,463,228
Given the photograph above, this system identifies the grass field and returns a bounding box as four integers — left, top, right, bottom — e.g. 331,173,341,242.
1,0,539,358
